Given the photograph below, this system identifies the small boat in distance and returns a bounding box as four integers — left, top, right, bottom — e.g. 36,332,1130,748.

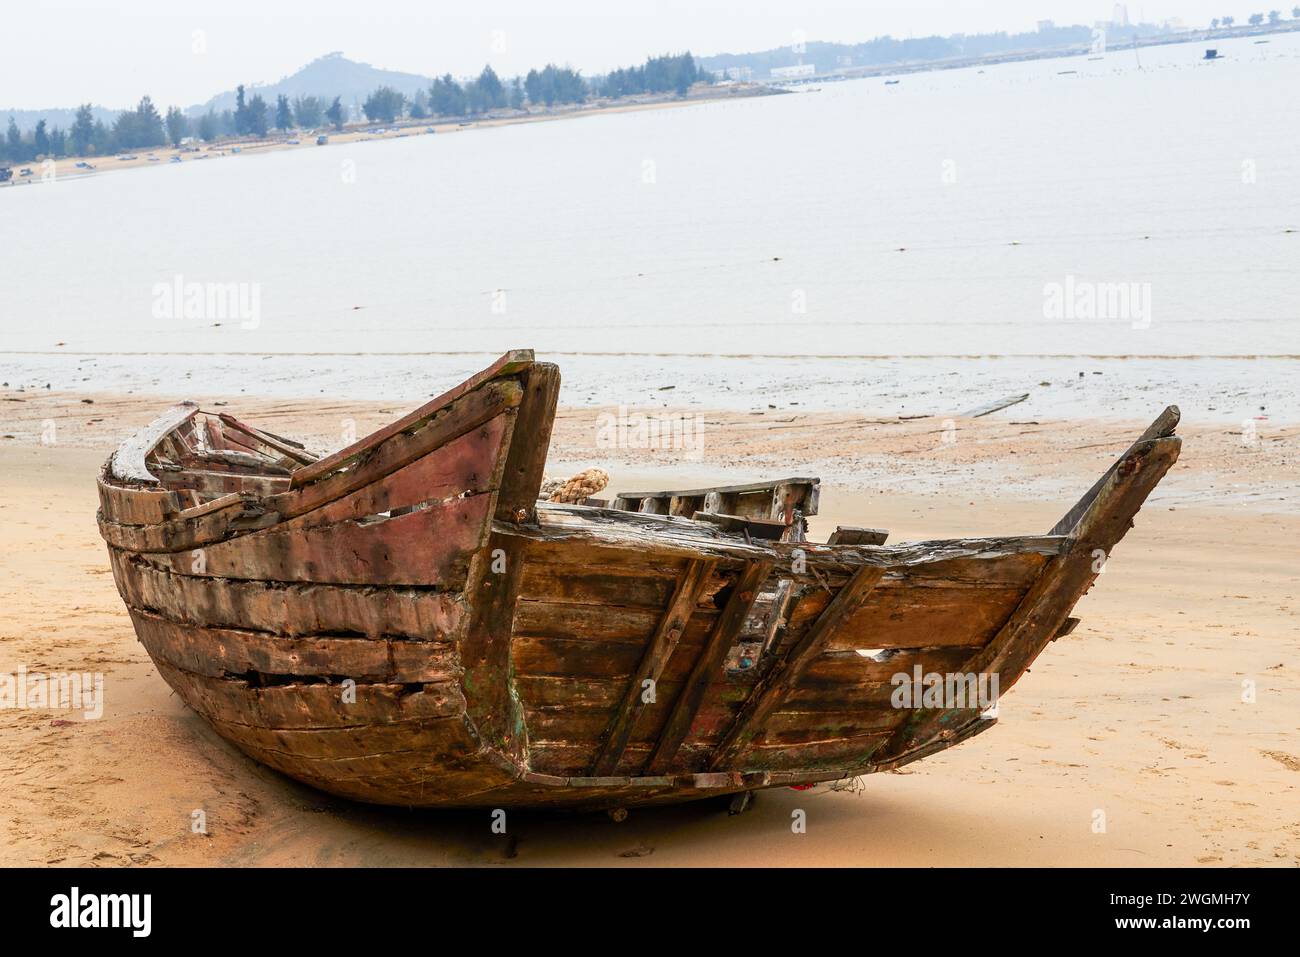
97,351,1181,811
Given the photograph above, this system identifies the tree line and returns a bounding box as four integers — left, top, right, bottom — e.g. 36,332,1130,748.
2,51,710,163
1210,8,1300,26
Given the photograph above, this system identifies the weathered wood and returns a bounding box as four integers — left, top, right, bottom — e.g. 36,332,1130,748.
147,492,494,586
514,506,1067,582
795,646,976,692
615,477,819,515
290,349,532,488
96,356,1182,808
217,412,319,465
741,730,892,772
709,565,885,770
511,630,711,680
129,607,455,683
120,410,504,556
153,659,465,730
962,394,1029,418
298,418,505,524
458,531,528,761
271,379,522,520
494,362,560,524
590,559,717,775
827,526,890,546
645,561,773,775
98,493,275,553
109,549,464,639
109,402,199,483
97,474,183,525
692,512,788,539
518,564,676,608
1049,405,1180,536
822,581,1030,651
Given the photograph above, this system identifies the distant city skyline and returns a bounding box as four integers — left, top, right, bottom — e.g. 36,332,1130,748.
1,1,1282,108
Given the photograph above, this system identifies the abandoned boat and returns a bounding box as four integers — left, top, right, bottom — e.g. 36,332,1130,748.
98,350,1181,809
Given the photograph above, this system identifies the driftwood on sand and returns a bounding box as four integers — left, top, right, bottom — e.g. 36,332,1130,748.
96,349,1181,811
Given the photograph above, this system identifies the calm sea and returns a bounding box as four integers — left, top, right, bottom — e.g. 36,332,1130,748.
2,33,1297,419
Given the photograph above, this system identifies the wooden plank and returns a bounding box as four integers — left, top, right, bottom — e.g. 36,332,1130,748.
129,607,456,683
514,508,1066,585
644,561,773,775
98,494,274,553
216,412,319,465
278,413,509,532
740,730,891,772
514,674,663,711
692,513,787,539
827,526,889,546
795,646,976,692
459,533,528,759
206,713,473,761
270,379,521,520
615,477,819,501
494,362,560,524
872,430,1182,766
152,659,465,731
512,634,665,679
97,475,182,525
590,559,717,775
709,564,885,770
962,394,1029,418
518,564,675,608
822,582,1029,651
290,349,532,488
103,411,516,555
109,548,464,640
1049,405,1180,536
109,402,199,483
147,492,493,586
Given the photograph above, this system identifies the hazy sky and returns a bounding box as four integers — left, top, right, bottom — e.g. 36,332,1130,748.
4,1,1240,108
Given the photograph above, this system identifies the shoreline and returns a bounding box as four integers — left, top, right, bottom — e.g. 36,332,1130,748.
811,20,1300,83
3,353,1297,426
2,388,1294,512
1,84,781,187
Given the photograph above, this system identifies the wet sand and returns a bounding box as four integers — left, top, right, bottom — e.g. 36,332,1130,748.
0,392,1296,866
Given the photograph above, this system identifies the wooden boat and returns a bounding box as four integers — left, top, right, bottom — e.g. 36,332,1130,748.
98,350,1181,810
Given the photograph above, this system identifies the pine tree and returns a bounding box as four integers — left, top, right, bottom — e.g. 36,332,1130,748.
275,94,293,131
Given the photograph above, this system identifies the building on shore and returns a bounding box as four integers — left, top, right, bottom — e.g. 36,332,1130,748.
770,63,816,81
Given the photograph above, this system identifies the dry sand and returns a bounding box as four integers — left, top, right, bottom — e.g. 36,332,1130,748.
0,391,1296,867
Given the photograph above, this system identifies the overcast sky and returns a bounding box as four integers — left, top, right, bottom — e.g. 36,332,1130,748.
4,1,1238,108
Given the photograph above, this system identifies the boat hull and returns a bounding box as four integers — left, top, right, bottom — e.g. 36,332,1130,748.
97,351,1182,809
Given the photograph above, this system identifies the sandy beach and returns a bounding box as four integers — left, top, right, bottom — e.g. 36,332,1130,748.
1,389,1295,866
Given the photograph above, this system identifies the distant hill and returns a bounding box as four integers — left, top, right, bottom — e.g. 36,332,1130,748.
3,54,438,132
189,52,434,116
